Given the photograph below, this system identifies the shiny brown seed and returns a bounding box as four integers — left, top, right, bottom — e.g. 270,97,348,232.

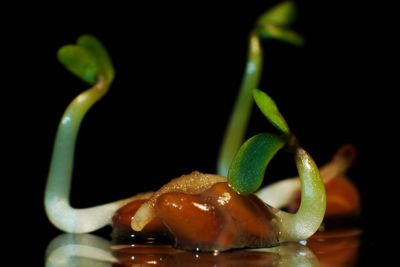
156,192,221,248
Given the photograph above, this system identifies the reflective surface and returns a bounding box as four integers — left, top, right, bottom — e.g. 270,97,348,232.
45,229,360,267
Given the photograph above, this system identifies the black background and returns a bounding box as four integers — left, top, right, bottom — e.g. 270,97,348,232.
3,0,395,265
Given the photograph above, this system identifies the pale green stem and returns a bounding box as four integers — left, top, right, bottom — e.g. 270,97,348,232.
275,147,326,242
217,32,262,176
44,78,134,233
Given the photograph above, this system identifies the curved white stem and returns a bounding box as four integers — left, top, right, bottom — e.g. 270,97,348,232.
45,79,134,233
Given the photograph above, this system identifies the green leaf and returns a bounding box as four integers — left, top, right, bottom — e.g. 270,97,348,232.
228,133,285,194
255,1,304,46
78,35,115,83
257,1,296,27
57,45,99,84
253,89,290,135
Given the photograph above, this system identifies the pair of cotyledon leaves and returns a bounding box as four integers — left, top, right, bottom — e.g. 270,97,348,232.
58,35,114,84
57,1,300,196
228,90,291,194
